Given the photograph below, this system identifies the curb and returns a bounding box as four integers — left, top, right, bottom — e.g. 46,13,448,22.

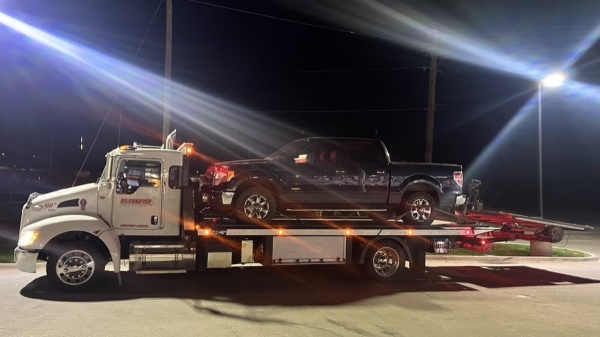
426,252,598,263
0,261,46,270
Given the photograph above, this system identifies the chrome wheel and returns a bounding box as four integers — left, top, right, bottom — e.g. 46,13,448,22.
234,187,277,225
371,247,401,277
55,249,96,286
243,193,270,219
364,240,406,282
409,197,432,222
47,242,106,292
402,192,436,226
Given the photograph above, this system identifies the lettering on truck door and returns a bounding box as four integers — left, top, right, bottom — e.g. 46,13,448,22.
112,159,163,229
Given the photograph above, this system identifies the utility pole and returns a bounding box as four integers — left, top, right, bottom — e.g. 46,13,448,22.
162,0,173,145
425,31,439,163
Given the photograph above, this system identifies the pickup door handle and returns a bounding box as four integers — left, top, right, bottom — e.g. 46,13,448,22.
376,170,386,174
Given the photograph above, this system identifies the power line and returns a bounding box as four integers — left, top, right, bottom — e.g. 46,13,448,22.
186,0,368,37
192,66,427,74
252,108,427,114
73,0,165,186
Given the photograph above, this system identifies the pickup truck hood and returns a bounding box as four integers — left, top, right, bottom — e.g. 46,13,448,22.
215,159,271,167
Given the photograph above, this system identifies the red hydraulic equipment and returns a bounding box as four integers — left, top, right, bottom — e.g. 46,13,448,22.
441,180,593,246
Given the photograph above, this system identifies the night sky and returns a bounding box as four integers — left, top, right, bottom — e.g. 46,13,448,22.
1,0,600,223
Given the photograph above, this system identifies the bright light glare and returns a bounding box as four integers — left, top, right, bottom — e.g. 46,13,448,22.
541,74,566,87
289,1,599,82
0,11,301,159
288,1,600,191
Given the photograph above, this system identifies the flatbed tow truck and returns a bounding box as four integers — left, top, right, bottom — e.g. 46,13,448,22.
13,131,593,292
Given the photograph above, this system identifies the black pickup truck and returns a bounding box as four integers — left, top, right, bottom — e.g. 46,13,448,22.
201,137,465,226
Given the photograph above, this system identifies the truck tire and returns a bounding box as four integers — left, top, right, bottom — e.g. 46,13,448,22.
234,186,277,225
364,240,406,282
402,192,436,227
46,242,107,292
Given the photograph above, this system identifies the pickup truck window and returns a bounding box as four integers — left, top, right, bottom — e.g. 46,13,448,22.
347,141,386,164
266,139,310,160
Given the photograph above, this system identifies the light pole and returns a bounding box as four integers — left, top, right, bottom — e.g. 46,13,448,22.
538,73,565,218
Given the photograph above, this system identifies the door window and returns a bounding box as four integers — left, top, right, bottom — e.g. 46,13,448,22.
347,141,386,164
116,159,161,195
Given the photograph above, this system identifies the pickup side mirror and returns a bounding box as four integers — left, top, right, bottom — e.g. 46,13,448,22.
294,153,311,164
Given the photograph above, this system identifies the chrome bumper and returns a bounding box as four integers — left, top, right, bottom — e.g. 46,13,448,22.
202,191,235,205
14,247,39,273
455,194,466,206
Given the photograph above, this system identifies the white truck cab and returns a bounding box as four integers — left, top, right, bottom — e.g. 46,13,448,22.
14,131,196,291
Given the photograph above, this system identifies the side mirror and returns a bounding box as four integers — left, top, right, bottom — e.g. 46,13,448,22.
168,164,189,189
169,166,182,189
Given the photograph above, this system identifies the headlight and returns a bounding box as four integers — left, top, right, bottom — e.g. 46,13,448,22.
18,231,40,247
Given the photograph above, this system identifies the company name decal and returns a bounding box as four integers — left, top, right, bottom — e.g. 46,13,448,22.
120,198,154,207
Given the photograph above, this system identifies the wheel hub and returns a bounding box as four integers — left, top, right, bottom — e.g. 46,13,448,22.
243,194,270,219
410,198,431,221
372,248,400,277
56,250,95,285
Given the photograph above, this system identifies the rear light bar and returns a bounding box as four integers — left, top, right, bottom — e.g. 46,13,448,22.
453,171,463,187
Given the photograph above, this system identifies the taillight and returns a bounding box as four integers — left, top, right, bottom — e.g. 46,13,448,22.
206,165,235,186
453,171,463,187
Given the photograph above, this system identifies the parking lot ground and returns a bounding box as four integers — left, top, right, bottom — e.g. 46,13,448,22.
2,258,600,337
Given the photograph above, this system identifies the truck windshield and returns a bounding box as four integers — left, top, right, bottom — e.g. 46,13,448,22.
97,157,112,185
265,139,311,160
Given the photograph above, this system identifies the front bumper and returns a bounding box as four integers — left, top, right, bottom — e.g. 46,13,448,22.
14,247,39,273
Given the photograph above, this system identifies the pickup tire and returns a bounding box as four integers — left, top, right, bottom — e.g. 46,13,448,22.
402,192,436,227
233,186,277,225
363,240,406,282
46,241,107,292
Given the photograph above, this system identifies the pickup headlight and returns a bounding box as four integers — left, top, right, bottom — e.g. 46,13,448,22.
205,165,235,186
18,231,40,247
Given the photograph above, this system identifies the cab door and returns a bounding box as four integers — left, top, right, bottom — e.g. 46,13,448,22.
111,159,163,230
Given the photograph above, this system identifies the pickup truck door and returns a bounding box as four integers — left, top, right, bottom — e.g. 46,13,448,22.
283,141,353,205
343,140,389,205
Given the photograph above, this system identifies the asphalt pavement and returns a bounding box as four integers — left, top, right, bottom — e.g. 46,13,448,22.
1,225,599,337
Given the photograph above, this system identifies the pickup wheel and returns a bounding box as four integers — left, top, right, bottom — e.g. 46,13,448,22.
234,186,277,225
402,192,436,227
363,240,406,282
46,242,107,292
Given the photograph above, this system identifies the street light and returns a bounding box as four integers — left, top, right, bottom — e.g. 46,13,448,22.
538,73,565,218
